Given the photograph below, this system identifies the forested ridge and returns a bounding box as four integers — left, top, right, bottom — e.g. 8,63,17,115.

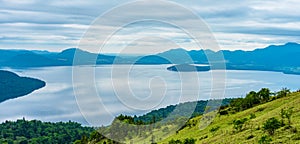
131,99,232,124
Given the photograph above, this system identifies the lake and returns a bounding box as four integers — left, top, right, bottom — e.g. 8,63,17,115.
0,65,299,126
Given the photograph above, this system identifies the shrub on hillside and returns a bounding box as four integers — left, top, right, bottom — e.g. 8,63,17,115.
262,117,281,135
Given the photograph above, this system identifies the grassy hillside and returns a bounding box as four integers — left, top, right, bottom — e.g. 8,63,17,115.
75,89,300,144
160,91,300,144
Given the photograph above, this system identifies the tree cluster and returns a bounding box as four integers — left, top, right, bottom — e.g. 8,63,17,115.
0,118,93,144
227,88,290,113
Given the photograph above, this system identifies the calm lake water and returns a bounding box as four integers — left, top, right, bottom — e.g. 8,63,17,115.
0,65,299,126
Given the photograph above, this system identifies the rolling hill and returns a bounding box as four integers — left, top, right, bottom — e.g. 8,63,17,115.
76,89,300,143
159,92,300,144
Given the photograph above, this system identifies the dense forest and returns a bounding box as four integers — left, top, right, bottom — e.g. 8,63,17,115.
0,70,45,103
0,118,93,144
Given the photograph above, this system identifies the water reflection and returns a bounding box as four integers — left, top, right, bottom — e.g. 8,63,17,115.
0,66,299,126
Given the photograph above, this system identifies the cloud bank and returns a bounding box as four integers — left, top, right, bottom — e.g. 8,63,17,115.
0,0,299,53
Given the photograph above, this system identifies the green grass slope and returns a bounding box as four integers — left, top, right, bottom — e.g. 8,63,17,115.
160,92,300,144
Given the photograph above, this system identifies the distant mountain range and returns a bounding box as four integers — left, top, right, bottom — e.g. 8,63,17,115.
0,42,300,74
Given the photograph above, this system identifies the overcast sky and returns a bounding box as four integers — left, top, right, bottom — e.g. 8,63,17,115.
0,0,300,53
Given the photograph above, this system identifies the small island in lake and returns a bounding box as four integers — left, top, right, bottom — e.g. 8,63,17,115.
167,64,210,72
0,70,46,103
